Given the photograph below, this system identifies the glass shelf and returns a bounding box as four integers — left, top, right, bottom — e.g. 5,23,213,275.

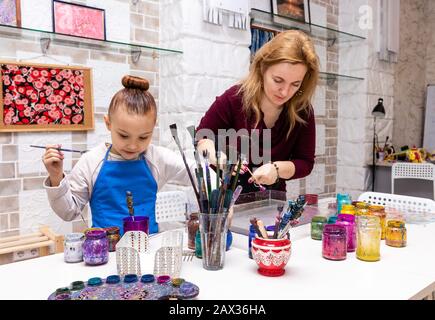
319,72,364,84
250,8,365,45
0,24,182,59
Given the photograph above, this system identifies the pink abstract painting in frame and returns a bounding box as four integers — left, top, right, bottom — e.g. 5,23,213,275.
52,0,106,41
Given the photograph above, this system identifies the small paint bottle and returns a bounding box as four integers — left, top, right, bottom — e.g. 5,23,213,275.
322,224,347,261
356,215,381,262
336,214,356,252
311,216,327,240
64,232,85,263
385,219,407,247
83,229,109,266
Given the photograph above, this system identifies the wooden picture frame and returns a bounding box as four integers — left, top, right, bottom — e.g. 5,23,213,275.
0,60,94,132
52,0,106,41
272,0,311,24
0,0,21,27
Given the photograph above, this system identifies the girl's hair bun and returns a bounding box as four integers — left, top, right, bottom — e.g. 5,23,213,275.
121,75,149,91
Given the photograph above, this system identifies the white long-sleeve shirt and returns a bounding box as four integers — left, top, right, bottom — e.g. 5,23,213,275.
44,142,200,222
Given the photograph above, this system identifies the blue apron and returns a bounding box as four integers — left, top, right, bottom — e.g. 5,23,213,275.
90,145,158,235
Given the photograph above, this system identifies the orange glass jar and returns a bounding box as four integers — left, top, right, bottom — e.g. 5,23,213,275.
385,220,407,247
368,205,386,240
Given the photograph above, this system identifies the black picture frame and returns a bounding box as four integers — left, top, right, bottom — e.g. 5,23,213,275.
52,0,106,41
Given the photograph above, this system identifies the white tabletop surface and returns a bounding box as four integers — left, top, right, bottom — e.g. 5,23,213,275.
1,223,434,300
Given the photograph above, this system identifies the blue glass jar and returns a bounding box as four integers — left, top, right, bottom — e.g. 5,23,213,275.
336,193,351,216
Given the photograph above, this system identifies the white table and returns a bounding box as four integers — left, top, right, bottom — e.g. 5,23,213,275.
0,224,434,300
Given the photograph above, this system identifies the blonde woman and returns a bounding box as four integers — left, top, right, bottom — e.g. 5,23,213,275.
197,30,320,194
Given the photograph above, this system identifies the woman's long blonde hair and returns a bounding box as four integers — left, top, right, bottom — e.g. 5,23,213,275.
239,30,320,138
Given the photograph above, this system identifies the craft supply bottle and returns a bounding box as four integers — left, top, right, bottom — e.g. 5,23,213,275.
195,230,202,259
336,214,356,252
368,205,386,239
187,213,199,250
104,227,120,252
385,220,407,247
83,229,109,266
322,224,347,261
311,216,327,240
356,215,381,262
64,232,85,263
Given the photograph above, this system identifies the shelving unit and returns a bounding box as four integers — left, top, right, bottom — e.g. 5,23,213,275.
250,9,366,84
250,8,365,45
0,24,183,62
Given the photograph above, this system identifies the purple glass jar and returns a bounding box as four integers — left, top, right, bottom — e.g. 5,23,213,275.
336,214,356,252
83,229,109,266
322,224,347,261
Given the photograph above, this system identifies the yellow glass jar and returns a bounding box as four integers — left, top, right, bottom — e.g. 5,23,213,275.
385,220,407,247
355,202,369,216
356,215,381,262
368,205,386,239
340,204,356,215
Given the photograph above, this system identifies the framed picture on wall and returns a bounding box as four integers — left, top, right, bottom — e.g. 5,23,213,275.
272,0,311,24
0,0,22,27
52,0,106,41
0,60,94,132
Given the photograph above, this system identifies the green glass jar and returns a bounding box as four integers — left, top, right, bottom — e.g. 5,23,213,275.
311,216,327,240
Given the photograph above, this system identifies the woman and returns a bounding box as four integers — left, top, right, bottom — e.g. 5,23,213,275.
196,30,320,194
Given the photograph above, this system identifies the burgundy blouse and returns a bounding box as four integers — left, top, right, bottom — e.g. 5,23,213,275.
197,85,316,192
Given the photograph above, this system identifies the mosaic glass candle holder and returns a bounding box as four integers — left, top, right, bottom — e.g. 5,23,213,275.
64,232,85,263
336,214,356,252
385,219,407,248
83,229,109,266
356,215,381,262
322,224,347,261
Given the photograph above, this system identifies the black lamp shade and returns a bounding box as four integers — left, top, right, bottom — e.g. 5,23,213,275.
372,98,386,118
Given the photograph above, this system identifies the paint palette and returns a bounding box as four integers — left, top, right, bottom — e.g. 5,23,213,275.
48,274,199,300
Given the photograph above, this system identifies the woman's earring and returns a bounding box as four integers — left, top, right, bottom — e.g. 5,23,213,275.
296,90,304,96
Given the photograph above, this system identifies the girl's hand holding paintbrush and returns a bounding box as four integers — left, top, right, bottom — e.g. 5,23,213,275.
247,162,279,186
42,144,65,187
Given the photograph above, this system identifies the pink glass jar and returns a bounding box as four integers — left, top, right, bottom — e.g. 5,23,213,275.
336,214,356,252
322,224,347,261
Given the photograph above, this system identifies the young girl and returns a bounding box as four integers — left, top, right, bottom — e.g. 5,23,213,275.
43,75,197,234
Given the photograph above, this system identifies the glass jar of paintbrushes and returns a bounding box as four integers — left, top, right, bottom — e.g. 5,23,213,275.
169,125,245,270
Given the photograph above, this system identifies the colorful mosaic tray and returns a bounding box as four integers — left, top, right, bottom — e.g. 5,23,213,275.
48,274,199,300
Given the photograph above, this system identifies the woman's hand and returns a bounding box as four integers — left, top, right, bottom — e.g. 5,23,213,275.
42,144,65,187
248,162,278,186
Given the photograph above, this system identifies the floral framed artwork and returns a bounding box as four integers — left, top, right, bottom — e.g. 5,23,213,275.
0,0,21,27
0,60,94,132
52,0,106,41
272,0,311,24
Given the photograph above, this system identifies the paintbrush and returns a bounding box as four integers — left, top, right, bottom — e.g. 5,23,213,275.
203,150,212,201
30,145,87,154
383,136,389,152
169,124,201,208
249,217,263,237
244,166,266,191
256,219,268,239
272,204,284,239
126,191,135,221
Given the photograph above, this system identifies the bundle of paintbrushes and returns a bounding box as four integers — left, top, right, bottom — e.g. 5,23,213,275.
169,124,243,268
250,195,306,240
